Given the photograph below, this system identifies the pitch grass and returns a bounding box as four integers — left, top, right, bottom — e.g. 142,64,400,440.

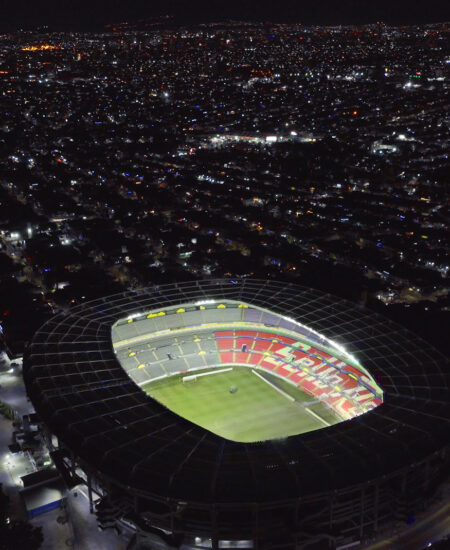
142,367,340,442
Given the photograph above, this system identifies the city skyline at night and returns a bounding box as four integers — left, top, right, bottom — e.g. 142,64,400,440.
1,0,449,31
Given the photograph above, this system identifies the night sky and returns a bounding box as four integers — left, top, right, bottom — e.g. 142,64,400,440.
1,0,449,31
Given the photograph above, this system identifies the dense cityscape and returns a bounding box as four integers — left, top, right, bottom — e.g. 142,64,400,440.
0,21,448,356
0,18,448,550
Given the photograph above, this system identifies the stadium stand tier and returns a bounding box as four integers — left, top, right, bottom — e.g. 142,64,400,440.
114,320,382,422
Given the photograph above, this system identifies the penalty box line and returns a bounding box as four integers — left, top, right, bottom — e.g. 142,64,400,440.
182,367,233,382
252,369,295,402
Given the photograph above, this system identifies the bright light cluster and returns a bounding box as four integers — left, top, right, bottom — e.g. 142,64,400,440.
21,44,60,52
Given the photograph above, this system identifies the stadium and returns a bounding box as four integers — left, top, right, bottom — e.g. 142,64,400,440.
23,279,449,550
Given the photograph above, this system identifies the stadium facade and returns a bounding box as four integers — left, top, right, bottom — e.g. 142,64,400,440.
23,279,449,550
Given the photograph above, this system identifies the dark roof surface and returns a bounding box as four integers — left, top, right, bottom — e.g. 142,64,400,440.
23,279,450,505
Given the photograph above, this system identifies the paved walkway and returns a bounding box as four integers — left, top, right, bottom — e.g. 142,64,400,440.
0,367,35,519
31,507,73,550
0,369,131,550
0,368,34,417
0,415,26,520
67,487,129,550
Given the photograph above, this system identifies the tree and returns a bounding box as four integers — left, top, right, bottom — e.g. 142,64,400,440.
0,520,43,550
0,485,43,550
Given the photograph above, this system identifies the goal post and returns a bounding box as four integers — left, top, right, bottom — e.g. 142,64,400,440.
182,367,233,384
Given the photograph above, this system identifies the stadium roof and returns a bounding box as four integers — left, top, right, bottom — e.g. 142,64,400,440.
24,279,450,505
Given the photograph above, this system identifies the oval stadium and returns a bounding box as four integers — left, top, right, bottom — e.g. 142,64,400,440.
23,279,449,550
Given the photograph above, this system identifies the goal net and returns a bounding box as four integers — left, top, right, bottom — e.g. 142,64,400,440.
182,374,198,383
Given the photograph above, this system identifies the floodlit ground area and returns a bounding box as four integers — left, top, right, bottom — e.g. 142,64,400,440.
143,366,340,442
0,368,130,550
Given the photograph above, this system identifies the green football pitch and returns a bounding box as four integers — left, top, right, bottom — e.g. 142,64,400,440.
141,367,340,442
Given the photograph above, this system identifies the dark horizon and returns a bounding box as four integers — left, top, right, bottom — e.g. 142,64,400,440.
1,0,449,32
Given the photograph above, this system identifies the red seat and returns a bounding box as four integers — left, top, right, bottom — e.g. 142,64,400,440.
342,377,358,390
235,330,259,338
248,353,262,365
217,338,235,350
341,400,353,412
314,350,333,361
292,349,320,364
260,332,279,340
270,342,284,354
277,336,297,346
220,352,234,364
277,365,291,378
234,352,248,364
253,339,271,351
235,337,251,348
325,396,340,407
343,364,364,378
290,372,306,384
260,359,277,371
301,379,317,394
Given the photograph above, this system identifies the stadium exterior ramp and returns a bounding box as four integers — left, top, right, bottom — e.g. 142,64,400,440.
23,279,449,550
